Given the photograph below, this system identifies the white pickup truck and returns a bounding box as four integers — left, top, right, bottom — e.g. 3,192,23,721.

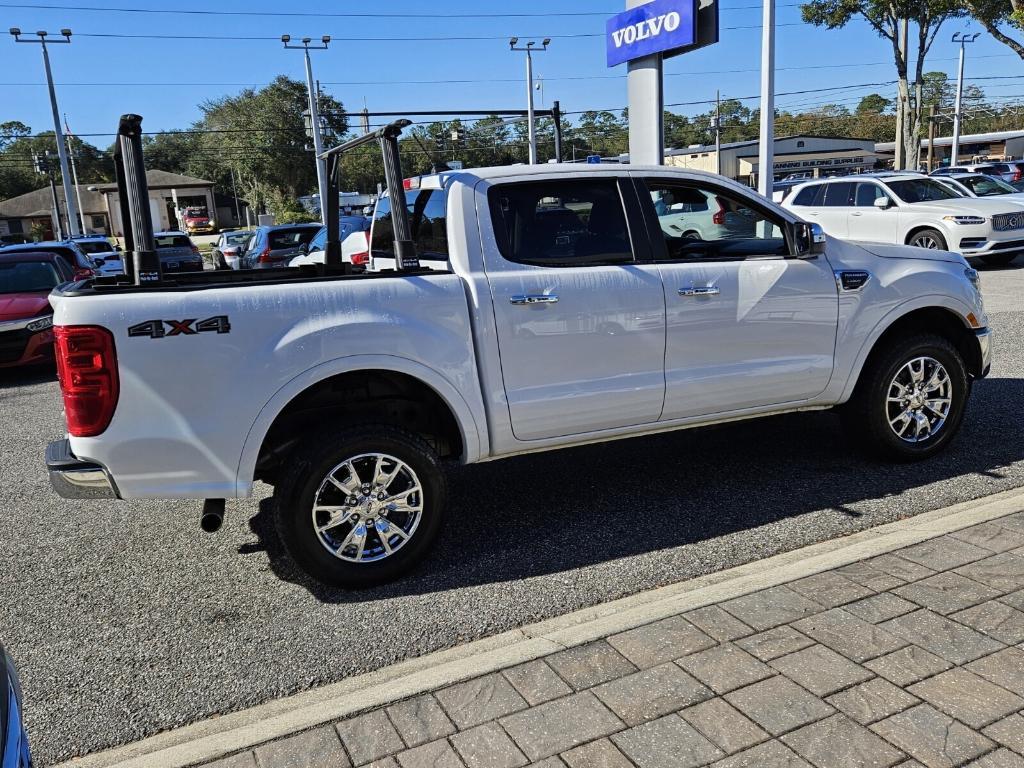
46,163,992,587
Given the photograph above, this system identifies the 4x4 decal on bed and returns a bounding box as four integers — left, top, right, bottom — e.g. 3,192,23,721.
127,316,231,338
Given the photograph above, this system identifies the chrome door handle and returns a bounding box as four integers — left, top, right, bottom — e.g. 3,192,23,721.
678,286,720,297
510,294,559,305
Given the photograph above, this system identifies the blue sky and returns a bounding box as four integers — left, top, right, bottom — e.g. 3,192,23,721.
0,0,1021,145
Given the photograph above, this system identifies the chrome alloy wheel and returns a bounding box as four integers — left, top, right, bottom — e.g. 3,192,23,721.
911,234,941,249
886,356,953,443
311,453,424,563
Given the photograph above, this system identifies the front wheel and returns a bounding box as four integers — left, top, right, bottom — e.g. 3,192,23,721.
979,253,1017,267
841,333,969,461
907,229,948,251
273,425,447,588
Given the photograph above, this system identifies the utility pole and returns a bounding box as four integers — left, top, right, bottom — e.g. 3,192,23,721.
757,0,775,197
282,34,331,223
509,37,550,165
951,31,980,167
927,104,936,173
34,152,63,239
552,100,563,163
713,90,722,175
10,28,80,237
64,115,88,234
229,166,242,227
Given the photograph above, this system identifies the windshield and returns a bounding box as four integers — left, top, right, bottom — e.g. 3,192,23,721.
0,260,61,294
886,178,961,203
960,175,1018,196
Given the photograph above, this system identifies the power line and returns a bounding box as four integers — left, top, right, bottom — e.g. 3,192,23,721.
0,1,804,17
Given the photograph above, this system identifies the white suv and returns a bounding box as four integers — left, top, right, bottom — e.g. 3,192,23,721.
783,173,1024,267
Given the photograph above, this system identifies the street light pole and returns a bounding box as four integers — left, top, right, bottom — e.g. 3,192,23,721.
951,32,980,167
510,37,550,165
283,34,331,223
10,27,80,237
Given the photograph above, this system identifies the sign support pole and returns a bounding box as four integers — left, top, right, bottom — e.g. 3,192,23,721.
625,0,664,165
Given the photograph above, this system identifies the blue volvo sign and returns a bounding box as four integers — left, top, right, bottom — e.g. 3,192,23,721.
606,0,697,68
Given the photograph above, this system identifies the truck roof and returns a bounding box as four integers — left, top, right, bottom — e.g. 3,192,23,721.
404,163,754,194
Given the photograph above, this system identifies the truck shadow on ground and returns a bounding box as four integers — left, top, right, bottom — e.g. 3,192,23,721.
247,373,1024,602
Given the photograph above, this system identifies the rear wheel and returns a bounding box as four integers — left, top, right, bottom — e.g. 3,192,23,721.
979,253,1017,267
907,229,947,251
272,425,446,588
841,333,969,461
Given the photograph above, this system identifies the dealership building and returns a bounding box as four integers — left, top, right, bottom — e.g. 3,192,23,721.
664,134,881,185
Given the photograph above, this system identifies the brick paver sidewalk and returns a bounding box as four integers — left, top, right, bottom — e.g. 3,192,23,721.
207,513,1024,768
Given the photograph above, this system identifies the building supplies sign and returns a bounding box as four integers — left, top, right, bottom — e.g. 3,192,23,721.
606,0,696,67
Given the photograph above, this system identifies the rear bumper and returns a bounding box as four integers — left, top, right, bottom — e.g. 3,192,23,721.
45,439,119,500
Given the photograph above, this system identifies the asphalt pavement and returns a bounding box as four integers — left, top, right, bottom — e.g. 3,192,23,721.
1,266,1022,766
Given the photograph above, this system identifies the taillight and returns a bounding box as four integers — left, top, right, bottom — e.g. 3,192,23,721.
258,245,272,263
73,267,93,280
1014,167,1022,183
712,197,727,225
351,251,369,266
54,326,119,437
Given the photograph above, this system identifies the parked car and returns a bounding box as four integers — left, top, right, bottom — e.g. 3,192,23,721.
0,233,32,246
933,162,1023,183
0,251,74,368
240,224,321,269
649,186,756,241
367,188,450,272
153,231,204,274
782,173,1024,266
288,216,371,269
0,239,97,279
181,206,216,235
46,163,991,587
932,173,1024,205
0,642,31,768
211,230,254,270
73,234,124,276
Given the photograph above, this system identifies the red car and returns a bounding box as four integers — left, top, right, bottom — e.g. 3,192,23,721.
0,251,73,368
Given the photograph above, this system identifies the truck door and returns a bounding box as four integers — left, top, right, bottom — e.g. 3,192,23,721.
634,175,838,420
481,176,666,441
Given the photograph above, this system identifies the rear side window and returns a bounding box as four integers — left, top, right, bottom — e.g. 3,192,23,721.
791,184,823,206
155,235,192,249
823,182,855,206
488,178,633,267
268,229,317,249
372,189,449,261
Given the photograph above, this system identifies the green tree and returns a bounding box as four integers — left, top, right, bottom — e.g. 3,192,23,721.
196,76,347,212
960,0,1024,58
802,0,960,169
856,93,893,113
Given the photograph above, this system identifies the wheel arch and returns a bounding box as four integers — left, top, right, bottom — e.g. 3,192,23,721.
840,301,983,403
235,356,484,497
904,225,949,250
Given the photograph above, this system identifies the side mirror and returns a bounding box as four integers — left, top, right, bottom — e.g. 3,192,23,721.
794,221,827,258
874,197,891,210
298,242,308,254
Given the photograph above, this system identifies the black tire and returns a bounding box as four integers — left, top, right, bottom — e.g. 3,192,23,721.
979,253,1017,267
907,228,948,251
682,230,702,240
272,425,446,588
841,333,969,461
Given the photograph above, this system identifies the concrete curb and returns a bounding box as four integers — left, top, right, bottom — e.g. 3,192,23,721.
58,485,1024,768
